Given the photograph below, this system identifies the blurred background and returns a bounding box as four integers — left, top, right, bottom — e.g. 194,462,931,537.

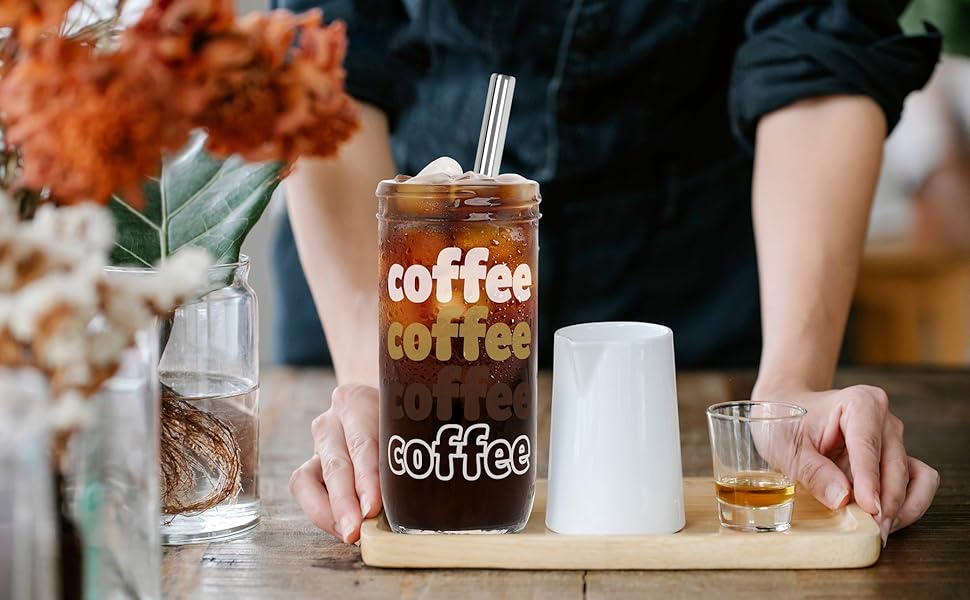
856,1,970,366
232,0,970,368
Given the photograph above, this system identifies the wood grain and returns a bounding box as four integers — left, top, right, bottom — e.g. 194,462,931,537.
162,368,970,599
361,479,880,570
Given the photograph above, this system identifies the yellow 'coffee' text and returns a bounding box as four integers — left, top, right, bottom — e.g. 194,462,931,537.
387,305,531,362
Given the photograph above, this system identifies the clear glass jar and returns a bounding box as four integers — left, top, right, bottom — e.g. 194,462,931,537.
0,369,57,600
68,325,161,599
157,256,260,544
0,329,161,600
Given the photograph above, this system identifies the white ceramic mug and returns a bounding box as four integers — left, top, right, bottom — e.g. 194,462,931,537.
545,322,685,535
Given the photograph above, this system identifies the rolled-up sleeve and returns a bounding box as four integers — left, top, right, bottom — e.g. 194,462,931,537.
730,0,942,151
273,0,410,125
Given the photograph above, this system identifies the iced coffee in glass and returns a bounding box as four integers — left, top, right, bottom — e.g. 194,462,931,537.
377,159,540,533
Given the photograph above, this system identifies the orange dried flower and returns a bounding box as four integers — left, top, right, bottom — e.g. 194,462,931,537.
202,11,358,161
123,5,358,163
121,0,236,64
1,1,359,206
252,11,359,161
0,38,192,205
0,0,73,44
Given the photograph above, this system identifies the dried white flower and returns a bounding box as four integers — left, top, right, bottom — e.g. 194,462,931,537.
21,202,114,268
8,273,98,341
0,191,213,432
0,264,17,292
38,323,87,368
87,328,130,367
50,390,93,430
0,297,13,326
55,360,93,389
101,290,154,337
149,247,213,311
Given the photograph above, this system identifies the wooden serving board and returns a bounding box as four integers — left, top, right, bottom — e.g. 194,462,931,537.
360,477,881,570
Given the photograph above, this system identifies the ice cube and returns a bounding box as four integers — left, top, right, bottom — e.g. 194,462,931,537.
407,157,464,184
493,173,530,184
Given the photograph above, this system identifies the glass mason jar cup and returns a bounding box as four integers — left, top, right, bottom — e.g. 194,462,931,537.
69,325,162,599
2,334,162,600
376,174,541,534
0,368,57,600
157,256,260,544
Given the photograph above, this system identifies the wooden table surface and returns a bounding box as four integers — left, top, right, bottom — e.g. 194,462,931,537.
163,368,970,599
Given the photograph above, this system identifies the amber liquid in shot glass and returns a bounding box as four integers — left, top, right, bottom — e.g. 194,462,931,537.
715,472,796,508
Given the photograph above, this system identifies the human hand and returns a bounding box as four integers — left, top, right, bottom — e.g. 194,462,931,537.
289,383,382,544
754,384,940,546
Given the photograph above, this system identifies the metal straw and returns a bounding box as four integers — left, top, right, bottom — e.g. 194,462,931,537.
473,73,516,177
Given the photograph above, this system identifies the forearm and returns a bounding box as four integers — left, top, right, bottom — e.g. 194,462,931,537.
285,103,396,386
752,96,886,395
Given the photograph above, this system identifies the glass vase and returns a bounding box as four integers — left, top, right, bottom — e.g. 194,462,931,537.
0,369,57,600
158,256,260,544
67,325,161,600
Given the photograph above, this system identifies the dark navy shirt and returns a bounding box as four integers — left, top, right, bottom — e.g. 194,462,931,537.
271,0,940,368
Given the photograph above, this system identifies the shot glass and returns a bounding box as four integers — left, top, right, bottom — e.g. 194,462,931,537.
706,401,806,532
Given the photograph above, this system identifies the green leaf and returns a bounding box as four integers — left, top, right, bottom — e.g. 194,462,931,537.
109,134,284,266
